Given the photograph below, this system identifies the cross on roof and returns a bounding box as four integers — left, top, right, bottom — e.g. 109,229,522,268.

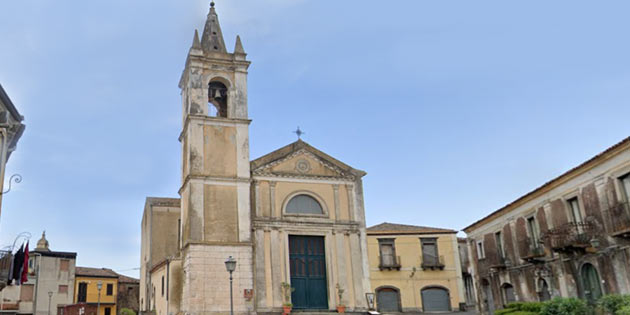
293,127,305,139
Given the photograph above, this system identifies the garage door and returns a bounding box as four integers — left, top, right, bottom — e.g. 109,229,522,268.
422,287,450,312
377,288,400,312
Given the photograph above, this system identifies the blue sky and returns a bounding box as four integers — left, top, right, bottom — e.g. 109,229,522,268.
1,0,629,277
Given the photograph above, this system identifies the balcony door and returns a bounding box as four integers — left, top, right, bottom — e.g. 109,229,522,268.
289,235,328,310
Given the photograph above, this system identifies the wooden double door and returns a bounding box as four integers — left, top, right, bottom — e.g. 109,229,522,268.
289,235,328,310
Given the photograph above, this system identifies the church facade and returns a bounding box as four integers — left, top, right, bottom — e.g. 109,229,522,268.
140,3,371,315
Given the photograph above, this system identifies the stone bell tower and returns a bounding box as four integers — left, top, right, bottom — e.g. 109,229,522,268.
178,2,253,314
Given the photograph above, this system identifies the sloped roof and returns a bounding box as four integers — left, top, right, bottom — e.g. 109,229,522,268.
367,222,457,235
117,274,139,284
76,267,119,278
250,139,366,178
464,136,630,233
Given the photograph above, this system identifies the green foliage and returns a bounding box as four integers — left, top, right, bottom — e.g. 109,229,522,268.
507,301,544,312
617,305,630,315
597,294,630,314
496,301,545,314
120,308,136,315
281,282,295,306
540,297,591,315
495,308,517,315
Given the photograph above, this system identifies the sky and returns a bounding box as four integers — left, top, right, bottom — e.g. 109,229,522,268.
1,0,630,278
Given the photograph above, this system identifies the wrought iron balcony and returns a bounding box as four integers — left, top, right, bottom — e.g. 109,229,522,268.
421,255,445,270
545,222,595,252
378,255,401,270
0,250,12,291
522,237,546,262
604,202,630,237
489,254,512,270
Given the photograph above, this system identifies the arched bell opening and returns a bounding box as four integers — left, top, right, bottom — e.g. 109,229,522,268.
208,81,228,117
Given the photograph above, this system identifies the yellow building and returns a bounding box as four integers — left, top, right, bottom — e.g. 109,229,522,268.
367,223,466,313
74,267,119,315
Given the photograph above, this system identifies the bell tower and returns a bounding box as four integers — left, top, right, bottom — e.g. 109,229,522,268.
178,2,253,314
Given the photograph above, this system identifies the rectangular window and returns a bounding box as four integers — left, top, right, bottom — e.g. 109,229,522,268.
420,238,440,266
20,284,34,302
58,285,68,294
477,240,485,259
106,283,113,296
494,231,503,259
104,307,111,315
161,276,165,297
28,258,34,274
59,259,69,272
377,239,399,268
527,217,540,243
77,283,87,303
568,197,583,223
621,173,630,202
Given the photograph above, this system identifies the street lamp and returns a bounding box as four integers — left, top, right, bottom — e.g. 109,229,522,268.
224,256,237,315
96,281,103,315
47,291,53,315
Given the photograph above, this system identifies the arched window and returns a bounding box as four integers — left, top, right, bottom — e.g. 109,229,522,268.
208,81,228,117
286,194,323,214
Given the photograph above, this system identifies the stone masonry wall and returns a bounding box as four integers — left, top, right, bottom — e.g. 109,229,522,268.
182,244,254,315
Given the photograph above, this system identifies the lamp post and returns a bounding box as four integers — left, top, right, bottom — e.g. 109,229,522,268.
224,256,237,315
96,281,103,315
47,291,53,315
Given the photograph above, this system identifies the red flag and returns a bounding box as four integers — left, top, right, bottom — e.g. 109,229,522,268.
21,242,28,284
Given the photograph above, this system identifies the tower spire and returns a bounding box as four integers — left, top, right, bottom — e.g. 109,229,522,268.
234,35,245,55
201,1,227,53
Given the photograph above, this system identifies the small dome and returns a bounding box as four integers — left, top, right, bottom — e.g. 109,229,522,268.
35,231,50,251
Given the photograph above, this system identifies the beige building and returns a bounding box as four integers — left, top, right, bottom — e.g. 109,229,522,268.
464,137,630,314
366,223,466,312
140,3,371,315
1,232,77,315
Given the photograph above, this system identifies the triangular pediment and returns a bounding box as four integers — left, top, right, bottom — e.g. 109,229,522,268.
250,140,366,180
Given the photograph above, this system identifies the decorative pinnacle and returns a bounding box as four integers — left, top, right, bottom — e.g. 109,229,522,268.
210,1,215,7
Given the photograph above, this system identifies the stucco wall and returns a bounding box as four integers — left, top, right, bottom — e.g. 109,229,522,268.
74,276,118,315
367,233,464,311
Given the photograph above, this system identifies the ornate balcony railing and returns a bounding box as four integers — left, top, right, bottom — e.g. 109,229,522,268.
522,237,545,261
604,202,630,237
421,255,445,270
378,255,401,270
545,222,595,252
489,255,511,270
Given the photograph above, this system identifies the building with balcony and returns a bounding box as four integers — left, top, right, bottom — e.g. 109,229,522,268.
367,222,466,313
0,232,77,315
463,136,630,314
73,267,118,315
